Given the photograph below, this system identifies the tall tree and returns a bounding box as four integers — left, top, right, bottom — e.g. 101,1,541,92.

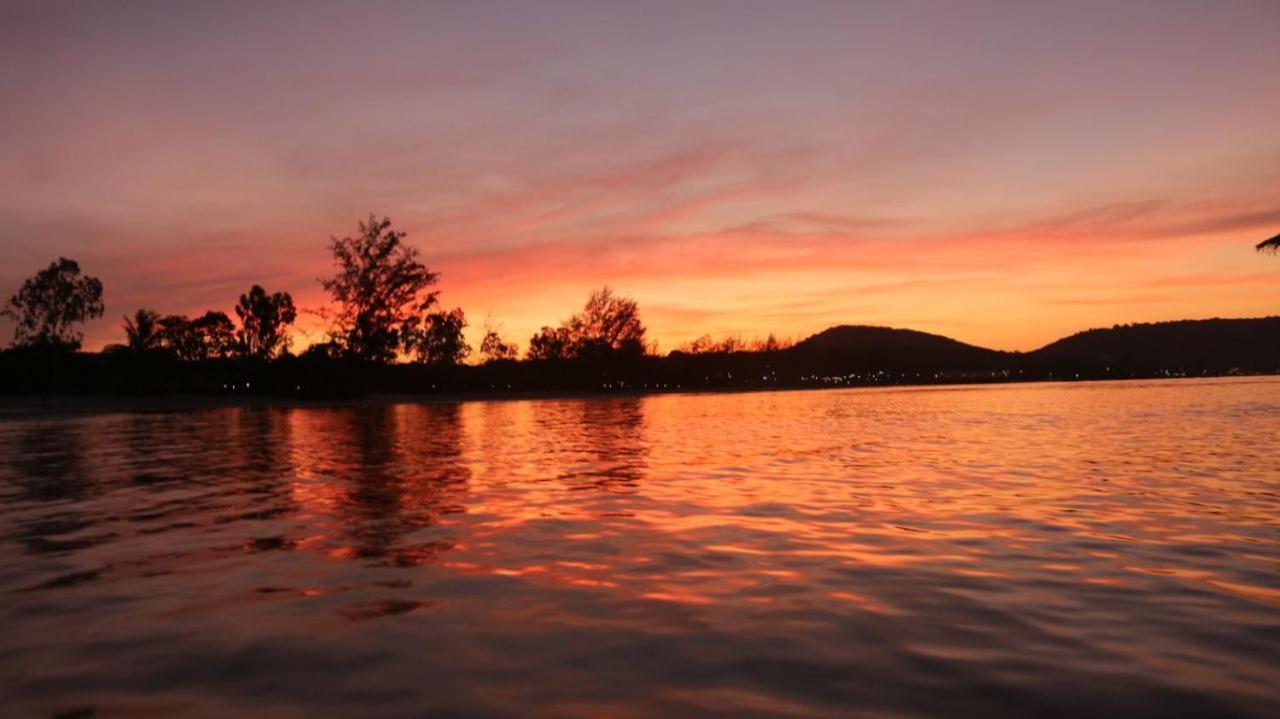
235,285,296,359
321,215,440,362
527,287,647,360
572,287,646,357
411,307,471,365
2,258,104,350
123,309,163,353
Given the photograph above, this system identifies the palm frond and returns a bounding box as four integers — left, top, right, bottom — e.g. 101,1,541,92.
1257,232,1280,252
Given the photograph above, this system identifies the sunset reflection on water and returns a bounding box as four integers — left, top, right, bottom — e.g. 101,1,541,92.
1,378,1278,717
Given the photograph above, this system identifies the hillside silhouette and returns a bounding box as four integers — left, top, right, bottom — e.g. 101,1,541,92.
1026,317,1280,375
790,325,1012,372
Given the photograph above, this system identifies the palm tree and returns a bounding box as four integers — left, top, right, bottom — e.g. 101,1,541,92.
123,309,162,353
1257,232,1280,253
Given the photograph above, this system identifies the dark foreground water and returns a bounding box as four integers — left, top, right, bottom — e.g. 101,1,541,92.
1,378,1278,718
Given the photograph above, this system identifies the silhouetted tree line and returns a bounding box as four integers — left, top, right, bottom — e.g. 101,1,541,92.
114,286,294,361
0,215,658,397
2,224,1277,398
679,333,793,354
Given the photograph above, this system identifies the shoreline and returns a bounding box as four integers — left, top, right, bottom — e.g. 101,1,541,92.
0,373,1274,419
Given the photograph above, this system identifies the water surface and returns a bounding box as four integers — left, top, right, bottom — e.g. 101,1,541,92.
2,378,1278,717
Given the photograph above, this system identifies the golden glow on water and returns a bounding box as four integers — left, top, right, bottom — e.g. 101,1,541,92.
0,378,1277,717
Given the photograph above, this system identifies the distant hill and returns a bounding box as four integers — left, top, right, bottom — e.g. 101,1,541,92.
790,325,1011,371
1026,317,1280,373
783,318,1280,377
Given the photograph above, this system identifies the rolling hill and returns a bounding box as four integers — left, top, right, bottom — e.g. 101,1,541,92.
790,325,1012,371
785,317,1280,376
1025,317,1280,373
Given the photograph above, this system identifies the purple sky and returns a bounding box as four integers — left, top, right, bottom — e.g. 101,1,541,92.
2,0,1278,352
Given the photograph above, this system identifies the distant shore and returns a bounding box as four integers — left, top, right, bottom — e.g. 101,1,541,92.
3,316,1276,413
2,373,1274,419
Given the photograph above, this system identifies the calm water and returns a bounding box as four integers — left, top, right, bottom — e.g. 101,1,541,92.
1,378,1278,718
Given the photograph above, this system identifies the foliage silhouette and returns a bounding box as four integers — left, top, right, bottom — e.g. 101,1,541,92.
158,315,193,356
123,309,163,353
679,333,793,354
321,215,440,363
573,287,646,357
235,285,296,359
527,325,574,361
2,258,104,350
527,287,646,360
1258,232,1280,253
192,311,238,360
479,327,519,363
411,307,471,365
300,340,343,361
159,311,237,361
683,334,738,354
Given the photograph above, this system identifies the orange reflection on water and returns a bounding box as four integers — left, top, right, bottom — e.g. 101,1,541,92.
3,378,1277,717
252,382,1280,635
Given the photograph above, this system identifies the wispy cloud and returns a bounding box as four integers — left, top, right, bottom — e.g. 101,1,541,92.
2,1,1279,352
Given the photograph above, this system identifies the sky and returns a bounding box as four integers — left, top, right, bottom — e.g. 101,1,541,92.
1,0,1278,354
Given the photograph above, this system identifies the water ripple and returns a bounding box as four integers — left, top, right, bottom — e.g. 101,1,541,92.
0,378,1277,717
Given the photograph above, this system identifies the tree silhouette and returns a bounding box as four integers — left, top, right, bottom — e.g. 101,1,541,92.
235,285,296,359
321,215,440,362
158,311,237,361
574,287,646,357
192,311,237,359
123,309,163,353
158,315,194,357
2,258,104,350
411,307,471,365
527,287,646,360
678,333,791,354
479,327,518,362
681,334,744,354
299,340,342,360
527,325,574,360
750,334,790,352
1258,232,1280,253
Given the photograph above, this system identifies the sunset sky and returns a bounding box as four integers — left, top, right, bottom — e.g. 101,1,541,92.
2,0,1278,354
